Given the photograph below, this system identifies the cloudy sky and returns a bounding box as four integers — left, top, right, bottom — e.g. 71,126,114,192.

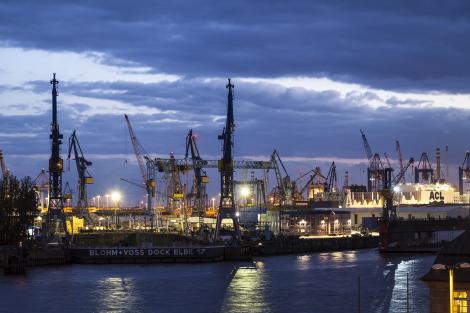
1,1,470,205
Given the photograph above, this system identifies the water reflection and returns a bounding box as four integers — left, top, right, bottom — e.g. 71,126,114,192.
97,277,139,313
222,265,269,313
0,250,435,313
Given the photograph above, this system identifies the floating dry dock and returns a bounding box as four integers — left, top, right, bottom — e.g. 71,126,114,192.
69,232,251,263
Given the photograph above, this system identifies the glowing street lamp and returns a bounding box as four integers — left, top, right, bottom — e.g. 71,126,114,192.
240,186,250,198
212,197,216,209
105,194,110,209
111,191,121,208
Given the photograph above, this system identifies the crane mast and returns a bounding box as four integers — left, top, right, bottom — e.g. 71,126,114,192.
0,150,8,178
124,114,156,219
44,74,68,240
214,79,241,242
68,130,93,225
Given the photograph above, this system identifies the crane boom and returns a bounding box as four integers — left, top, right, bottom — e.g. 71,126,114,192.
360,129,373,163
395,140,405,183
392,158,414,186
124,114,148,183
326,161,337,192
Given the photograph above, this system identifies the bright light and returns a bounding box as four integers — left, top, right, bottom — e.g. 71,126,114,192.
240,186,250,197
111,191,121,202
235,211,240,217
393,186,400,193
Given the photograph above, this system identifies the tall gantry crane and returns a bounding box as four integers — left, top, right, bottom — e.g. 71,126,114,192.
165,152,185,215
459,152,470,195
44,74,68,240
124,114,156,218
214,79,241,242
68,130,93,224
395,140,405,183
185,129,209,234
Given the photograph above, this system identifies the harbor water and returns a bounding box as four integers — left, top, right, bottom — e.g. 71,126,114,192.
0,249,434,313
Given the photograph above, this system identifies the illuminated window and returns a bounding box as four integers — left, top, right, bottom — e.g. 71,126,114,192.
453,291,468,313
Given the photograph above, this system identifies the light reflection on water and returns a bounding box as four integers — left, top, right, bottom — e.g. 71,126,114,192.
0,250,435,313
97,277,139,313
222,266,269,313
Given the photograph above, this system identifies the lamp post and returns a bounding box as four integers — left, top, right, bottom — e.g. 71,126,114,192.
450,268,454,313
212,198,215,210
105,194,109,209
97,195,100,210
111,191,121,230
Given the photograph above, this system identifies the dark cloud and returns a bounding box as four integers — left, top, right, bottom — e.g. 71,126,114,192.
1,1,470,91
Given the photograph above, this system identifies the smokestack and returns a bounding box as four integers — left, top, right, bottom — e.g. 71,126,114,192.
436,147,441,181
343,171,349,190
445,144,449,181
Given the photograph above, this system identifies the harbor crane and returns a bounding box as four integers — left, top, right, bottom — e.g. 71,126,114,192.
296,167,323,199
295,161,337,199
381,157,414,222
214,79,241,242
270,150,293,205
458,152,470,195
360,129,392,192
415,152,433,183
124,114,156,218
67,130,93,224
185,129,209,234
326,161,337,192
44,74,68,241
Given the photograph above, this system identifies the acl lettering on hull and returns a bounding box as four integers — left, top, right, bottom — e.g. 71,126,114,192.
88,248,207,258
429,191,445,204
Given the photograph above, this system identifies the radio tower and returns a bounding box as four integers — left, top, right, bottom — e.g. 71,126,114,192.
43,74,68,241
214,79,241,242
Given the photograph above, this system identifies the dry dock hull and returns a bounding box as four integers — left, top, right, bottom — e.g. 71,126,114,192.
70,246,251,263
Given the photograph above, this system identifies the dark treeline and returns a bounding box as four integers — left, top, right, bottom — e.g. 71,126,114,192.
0,176,38,245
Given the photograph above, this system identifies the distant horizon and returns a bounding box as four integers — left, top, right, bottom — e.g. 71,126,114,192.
1,1,470,205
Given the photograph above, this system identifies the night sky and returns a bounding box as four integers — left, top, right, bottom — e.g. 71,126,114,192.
1,1,470,205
